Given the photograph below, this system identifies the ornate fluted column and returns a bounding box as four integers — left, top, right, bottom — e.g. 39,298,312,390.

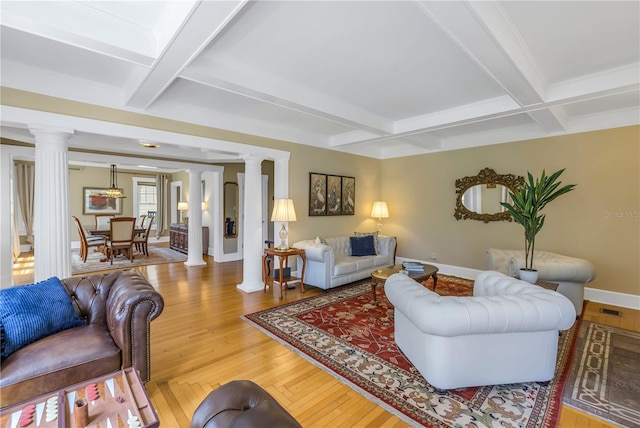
185,168,206,266
30,127,73,281
237,155,264,293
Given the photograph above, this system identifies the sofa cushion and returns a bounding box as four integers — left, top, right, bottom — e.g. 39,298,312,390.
334,260,357,276
0,324,121,400
0,277,85,358
350,235,376,256
354,231,379,254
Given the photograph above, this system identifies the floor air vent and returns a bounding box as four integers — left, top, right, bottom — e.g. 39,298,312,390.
599,308,622,316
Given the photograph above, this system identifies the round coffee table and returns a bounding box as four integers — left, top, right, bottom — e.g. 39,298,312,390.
370,263,438,304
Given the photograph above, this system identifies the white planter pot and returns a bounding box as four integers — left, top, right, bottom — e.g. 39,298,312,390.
519,269,539,284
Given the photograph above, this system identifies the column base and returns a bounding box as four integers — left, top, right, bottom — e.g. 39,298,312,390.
184,259,206,267
237,282,264,293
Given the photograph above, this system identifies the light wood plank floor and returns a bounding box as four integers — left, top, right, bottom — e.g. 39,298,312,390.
12,250,639,427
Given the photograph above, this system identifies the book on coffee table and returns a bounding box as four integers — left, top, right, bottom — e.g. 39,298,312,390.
403,262,424,271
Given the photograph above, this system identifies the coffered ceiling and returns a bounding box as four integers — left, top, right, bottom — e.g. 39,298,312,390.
1,1,638,161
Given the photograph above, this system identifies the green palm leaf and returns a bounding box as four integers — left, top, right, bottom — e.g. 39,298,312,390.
500,169,576,271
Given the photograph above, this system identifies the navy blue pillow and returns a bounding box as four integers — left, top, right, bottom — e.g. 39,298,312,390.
0,277,85,358
350,235,376,256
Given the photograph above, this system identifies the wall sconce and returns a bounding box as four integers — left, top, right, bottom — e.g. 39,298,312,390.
370,201,389,232
201,201,208,210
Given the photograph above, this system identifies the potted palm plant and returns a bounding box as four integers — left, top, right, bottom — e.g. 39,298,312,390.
500,169,576,283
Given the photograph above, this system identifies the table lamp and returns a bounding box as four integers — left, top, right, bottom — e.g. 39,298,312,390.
371,201,389,232
178,202,188,224
271,199,297,250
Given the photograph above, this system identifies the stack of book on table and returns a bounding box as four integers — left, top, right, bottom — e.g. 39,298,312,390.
402,262,424,272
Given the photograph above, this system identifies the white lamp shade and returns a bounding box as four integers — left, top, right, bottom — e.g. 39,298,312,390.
178,202,189,211
371,201,389,218
271,199,297,222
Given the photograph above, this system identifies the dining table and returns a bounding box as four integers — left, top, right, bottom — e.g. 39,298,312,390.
85,225,146,238
85,225,146,262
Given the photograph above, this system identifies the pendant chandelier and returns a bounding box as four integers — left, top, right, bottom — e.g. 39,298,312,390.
106,164,126,198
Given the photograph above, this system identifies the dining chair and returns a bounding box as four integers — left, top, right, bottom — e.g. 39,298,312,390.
72,216,106,262
265,240,275,275
95,214,115,230
134,215,155,256
106,217,136,264
137,214,147,228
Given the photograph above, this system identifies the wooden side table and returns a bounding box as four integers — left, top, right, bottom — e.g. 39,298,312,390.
262,247,306,300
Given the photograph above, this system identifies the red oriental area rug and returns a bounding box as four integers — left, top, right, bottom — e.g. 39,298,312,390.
243,275,579,427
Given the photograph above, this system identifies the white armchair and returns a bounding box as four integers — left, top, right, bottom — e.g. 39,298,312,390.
385,271,576,390
487,248,596,316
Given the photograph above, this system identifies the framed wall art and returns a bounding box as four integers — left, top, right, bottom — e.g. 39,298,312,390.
341,176,355,215
82,187,123,215
309,173,327,216
326,175,342,215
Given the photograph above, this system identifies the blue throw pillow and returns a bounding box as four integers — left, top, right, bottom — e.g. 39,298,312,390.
0,277,85,358
350,235,376,256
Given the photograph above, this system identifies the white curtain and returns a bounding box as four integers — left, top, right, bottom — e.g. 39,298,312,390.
155,174,168,238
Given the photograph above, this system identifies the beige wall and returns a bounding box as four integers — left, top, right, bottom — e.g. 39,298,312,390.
3,89,638,297
381,126,640,296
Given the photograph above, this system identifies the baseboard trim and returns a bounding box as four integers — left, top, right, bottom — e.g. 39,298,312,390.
397,257,640,310
584,288,640,310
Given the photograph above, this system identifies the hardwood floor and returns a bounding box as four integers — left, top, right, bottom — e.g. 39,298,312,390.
11,250,639,427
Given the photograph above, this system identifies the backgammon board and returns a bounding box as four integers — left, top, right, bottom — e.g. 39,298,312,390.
0,368,158,428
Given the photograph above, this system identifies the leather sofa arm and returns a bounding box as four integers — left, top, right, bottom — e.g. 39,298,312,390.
105,270,164,383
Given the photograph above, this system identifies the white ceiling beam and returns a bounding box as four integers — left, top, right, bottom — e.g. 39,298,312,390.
126,1,250,109
527,107,568,133
180,67,394,135
416,0,545,107
547,63,640,102
394,96,519,135
396,133,443,151
329,130,387,147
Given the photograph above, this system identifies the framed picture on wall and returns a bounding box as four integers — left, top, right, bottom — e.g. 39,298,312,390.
326,175,342,215
82,187,122,215
309,173,327,216
341,176,355,215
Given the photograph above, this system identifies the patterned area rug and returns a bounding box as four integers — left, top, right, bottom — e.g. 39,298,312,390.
243,275,579,427
563,321,640,428
71,246,187,275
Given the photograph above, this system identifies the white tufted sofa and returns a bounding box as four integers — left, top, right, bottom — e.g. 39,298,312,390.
486,248,596,316
292,235,396,290
385,270,576,390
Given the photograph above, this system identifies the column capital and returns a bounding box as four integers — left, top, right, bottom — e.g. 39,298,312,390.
29,126,74,139
240,154,265,164
29,127,74,151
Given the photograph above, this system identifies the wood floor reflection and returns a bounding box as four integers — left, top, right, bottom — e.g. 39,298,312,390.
12,249,638,427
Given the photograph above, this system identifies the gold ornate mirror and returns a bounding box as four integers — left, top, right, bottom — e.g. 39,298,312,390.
454,168,525,223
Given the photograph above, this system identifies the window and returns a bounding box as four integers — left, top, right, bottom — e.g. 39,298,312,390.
133,178,157,228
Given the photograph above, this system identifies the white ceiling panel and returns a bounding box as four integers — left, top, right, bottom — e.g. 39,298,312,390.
502,1,640,84
197,1,506,119
1,0,638,162
161,78,358,137
1,27,143,87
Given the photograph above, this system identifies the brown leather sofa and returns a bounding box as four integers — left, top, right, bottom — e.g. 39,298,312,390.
0,269,164,408
191,380,302,428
